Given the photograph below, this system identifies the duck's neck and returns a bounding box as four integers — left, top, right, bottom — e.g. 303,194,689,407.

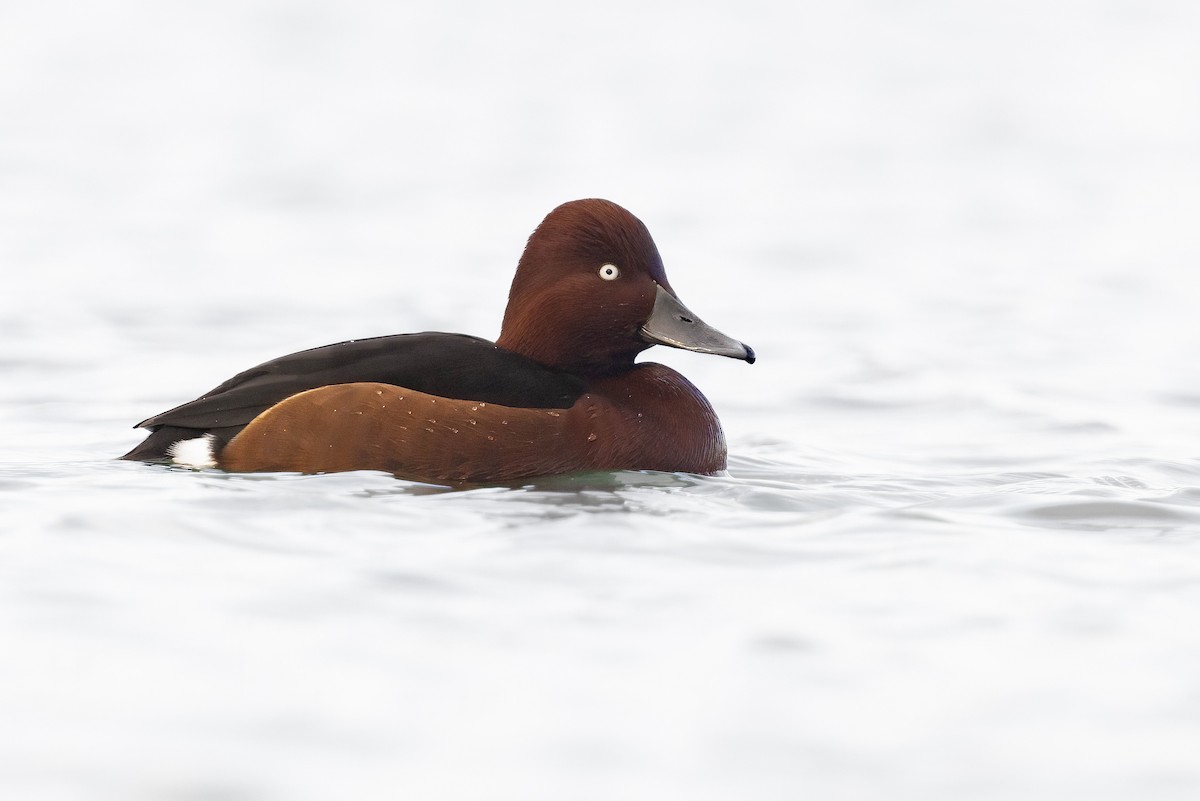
497,320,642,377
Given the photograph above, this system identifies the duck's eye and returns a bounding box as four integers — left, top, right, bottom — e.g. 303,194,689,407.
599,264,620,281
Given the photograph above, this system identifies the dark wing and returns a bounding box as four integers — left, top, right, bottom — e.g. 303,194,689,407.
124,333,584,460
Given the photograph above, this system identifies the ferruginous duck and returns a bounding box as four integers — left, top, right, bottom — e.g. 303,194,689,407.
122,199,755,482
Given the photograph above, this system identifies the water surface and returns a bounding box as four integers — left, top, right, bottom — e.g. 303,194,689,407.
3,2,1200,800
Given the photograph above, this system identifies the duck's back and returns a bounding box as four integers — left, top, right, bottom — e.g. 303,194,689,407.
123,333,584,462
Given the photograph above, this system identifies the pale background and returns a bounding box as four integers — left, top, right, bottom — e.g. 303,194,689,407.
2,2,1200,800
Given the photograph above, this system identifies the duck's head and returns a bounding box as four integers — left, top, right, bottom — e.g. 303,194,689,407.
497,199,755,376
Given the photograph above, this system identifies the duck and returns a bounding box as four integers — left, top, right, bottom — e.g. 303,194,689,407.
122,199,755,483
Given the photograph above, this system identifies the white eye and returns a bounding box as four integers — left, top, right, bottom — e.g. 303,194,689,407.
599,264,620,281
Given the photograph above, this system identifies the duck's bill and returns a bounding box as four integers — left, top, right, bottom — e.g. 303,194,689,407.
639,284,756,363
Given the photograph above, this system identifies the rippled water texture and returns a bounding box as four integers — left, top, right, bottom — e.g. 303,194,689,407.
3,2,1200,800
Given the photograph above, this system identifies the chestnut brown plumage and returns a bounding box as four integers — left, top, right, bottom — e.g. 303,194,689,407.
124,199,753,482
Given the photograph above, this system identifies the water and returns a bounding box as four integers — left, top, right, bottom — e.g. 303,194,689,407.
3,1,1200,799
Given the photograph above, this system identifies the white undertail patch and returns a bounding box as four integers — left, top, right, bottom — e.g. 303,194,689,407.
168,434,217,469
